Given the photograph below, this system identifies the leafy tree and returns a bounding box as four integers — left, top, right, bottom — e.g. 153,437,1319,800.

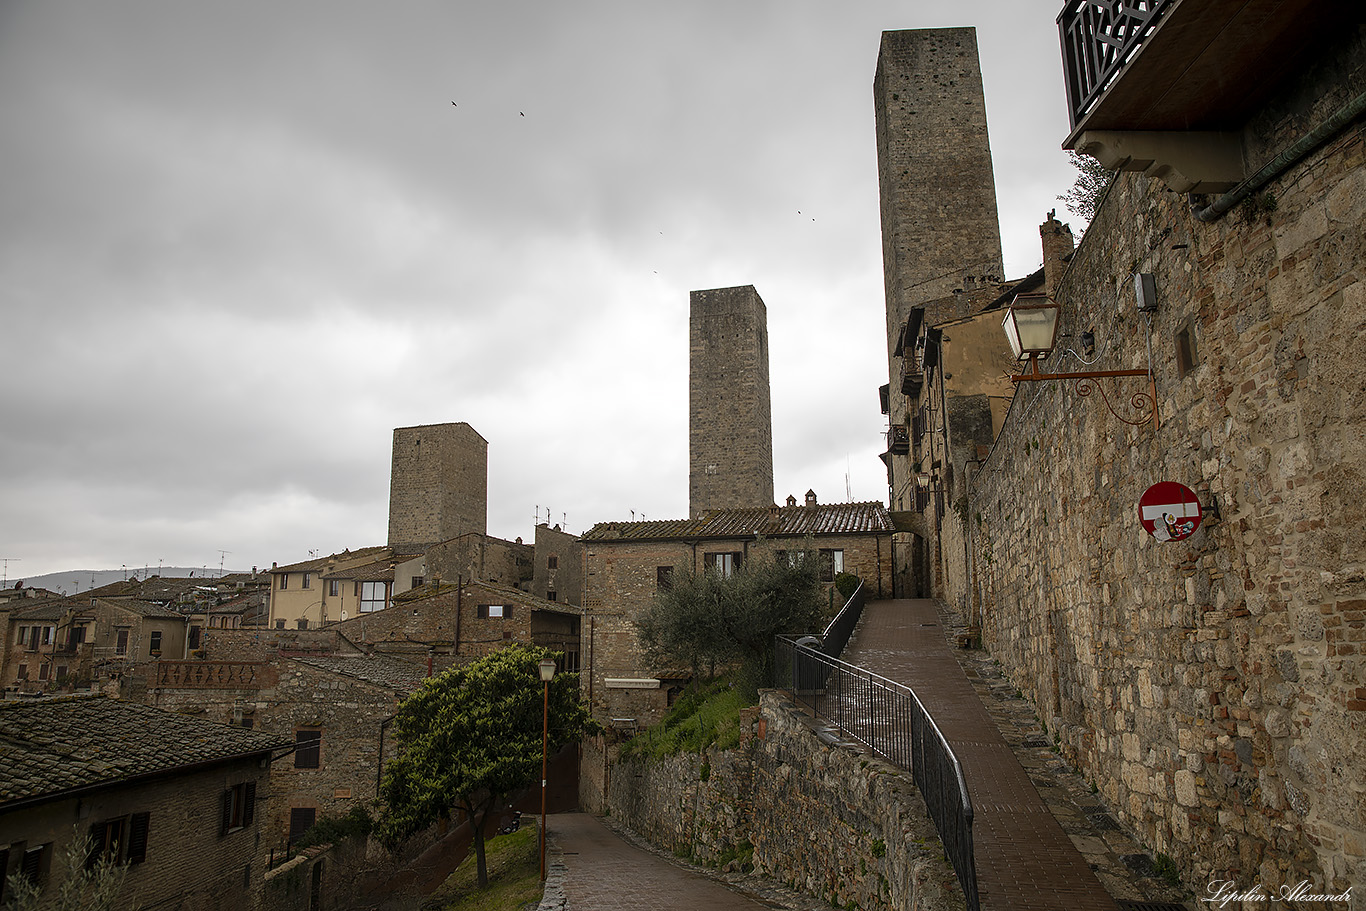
1058,151,1113,223
377,645,592,888
637,544,825,700
4,830,129,911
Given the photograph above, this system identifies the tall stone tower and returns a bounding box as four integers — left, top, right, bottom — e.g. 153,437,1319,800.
689,285,774,518
874,27,1004,357
874,28,1005,598
387,422,488,547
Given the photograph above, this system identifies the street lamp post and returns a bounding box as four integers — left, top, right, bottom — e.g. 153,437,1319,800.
538,657,557,882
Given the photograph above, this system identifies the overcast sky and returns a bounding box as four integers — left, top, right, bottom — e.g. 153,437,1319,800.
1,1,1077,581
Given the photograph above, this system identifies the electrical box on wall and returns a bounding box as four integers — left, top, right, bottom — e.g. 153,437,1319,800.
1135,273,1158,312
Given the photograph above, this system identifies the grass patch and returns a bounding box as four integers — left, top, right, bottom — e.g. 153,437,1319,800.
422,823,542,911
620,677,748,759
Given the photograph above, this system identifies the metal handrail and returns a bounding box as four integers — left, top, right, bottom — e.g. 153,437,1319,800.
1058,0,1172,127
819,579,865,659
774,635,977,911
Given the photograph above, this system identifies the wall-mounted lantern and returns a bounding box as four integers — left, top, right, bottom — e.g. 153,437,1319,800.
1001,291,1159,429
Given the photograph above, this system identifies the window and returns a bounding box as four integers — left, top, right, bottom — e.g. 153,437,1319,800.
704,552,742,578
1176,321,1199,378
301,573,311,589
188,626,202,650
20,844,50,889
819,549,845,583
360,582,387,613
16,665,28,681
280,574,289,590
295,730,322,769
297,619,309,630
289,808,317,845
87,813,150,868
657,566,675,591
38,664,49,681
115,629,130,657
477,604,508,619
547,555,558,570
41,626,54,646
410,576,424,588
149,631,162,656
328,580,340,597
221,782,256,835
548,591,557,601
68,625,87,649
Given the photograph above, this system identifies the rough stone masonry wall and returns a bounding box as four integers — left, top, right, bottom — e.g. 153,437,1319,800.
689,286,774,518
607,692,963,911
387,422,488,547
967,117,1366,896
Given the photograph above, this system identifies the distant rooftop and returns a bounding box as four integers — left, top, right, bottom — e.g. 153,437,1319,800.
584,501,895,542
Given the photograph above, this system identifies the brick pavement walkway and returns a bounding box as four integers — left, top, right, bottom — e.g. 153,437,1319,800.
843,599,1120,911
543,812,812,911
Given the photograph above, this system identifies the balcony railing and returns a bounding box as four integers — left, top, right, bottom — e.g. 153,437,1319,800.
155,661,263,688
887,424,910,455
1059,0,1172,127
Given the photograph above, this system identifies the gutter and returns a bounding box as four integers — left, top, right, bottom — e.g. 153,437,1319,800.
1194,89,1366,223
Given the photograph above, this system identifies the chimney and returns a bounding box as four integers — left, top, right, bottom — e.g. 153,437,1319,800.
786,494,797,508
804,490,818,507
1040,210,1075,300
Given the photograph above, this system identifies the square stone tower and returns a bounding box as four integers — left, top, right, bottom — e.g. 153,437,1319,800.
689,285,775,518
874,27,1005,356
387,422,488,548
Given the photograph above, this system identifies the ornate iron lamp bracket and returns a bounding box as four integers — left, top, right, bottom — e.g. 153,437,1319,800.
1010,356,1159,430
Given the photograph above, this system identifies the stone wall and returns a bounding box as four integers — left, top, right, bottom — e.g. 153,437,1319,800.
689,285,775,518
967,99,1366,897
604,692,964,911
387,422,488,547
532,523,584,606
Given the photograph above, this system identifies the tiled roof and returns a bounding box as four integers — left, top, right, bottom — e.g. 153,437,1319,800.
583,501,895,542
96,597,186,619
10,601,72,621
0,696,290,808
324,560,396,583
272,546,388,574
287,655,427,693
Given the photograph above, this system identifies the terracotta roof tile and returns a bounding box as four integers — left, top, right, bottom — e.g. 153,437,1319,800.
0,695,290,807
583,501,894,541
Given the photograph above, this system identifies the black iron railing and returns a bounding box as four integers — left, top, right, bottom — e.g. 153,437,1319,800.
1058,0,1172,127
819,580,866,660
774,635,977,911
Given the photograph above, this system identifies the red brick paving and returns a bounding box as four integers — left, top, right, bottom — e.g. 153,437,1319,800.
843,599,1119,911
547,812,790,911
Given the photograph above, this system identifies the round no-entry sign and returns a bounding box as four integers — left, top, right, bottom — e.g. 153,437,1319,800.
1139,482,1202,541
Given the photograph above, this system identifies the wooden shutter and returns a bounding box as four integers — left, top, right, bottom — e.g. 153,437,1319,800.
127,813,150,864
221,789,234,835
242,782,256,827
21,845,44,883
85,822,106,869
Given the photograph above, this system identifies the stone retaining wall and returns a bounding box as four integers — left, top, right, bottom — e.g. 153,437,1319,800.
605,691,964,911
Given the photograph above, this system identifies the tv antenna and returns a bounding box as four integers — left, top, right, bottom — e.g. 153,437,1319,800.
1,558,17,586
218,550,232,578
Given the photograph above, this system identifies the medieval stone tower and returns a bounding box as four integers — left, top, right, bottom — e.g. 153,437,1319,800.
688,285,774,518
874,27,1004,351
874,28,1006,597
387,422,487,547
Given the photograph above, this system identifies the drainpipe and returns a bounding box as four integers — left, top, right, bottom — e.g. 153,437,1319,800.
1194,90,1366,222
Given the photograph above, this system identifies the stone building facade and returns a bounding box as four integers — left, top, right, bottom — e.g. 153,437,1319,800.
689,285,774,518
531,522,583,606
954,11,1366,900
581,499,895,725
873,27,1007,600
0,696,287,911
386,422,488,548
